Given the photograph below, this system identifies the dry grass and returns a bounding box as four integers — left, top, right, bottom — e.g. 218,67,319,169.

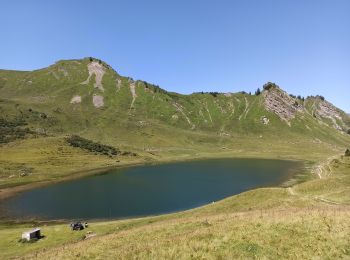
19,207,350,259
0,149,349,259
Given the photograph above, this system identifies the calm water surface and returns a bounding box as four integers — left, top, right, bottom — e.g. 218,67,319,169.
1,158,302,220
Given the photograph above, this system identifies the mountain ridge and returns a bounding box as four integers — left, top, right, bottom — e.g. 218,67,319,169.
1,57,349,133
0,57,349,189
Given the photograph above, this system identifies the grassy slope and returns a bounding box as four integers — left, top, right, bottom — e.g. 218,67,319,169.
0,156,349,259
0,58,350,258
0,58,349,189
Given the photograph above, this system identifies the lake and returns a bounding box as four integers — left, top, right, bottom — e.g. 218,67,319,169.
0,158,302,220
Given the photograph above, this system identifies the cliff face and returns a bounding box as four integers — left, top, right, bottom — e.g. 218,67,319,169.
263,86,303,126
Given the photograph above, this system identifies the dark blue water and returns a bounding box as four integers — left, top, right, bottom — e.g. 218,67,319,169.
1,158,301,220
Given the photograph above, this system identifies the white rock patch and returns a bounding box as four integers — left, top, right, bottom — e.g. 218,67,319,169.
93,95,104,108
81,61,105,91
129,82,137,109
70,95,81,104
116,79,122,91
173,102,195,129
261,116,269,125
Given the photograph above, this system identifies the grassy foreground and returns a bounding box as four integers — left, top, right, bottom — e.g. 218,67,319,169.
0,155,349,259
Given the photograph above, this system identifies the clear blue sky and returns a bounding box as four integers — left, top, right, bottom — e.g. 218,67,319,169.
1,0,349,111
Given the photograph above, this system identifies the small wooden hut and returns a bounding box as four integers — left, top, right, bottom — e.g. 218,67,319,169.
22,228,41,241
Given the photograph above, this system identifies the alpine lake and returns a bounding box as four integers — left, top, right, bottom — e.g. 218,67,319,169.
1,158,303,220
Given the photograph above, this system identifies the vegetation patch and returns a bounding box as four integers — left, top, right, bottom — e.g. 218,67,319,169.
263,82,279,90
66,135,119,157
345,149,350,157
0,117,32,143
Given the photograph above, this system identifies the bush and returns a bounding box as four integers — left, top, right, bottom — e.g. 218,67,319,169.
0,117,32,143
263,82,279,90
345,149,350,157
316,95,325,101
255,88,261,96
66,135,119,156
209,92,219,97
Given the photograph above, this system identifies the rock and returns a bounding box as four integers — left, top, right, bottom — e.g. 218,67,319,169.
84,231,96,240
70,95,81,104
92,95,104,108
315,100,344,130
263,87,303,125
81,61,105,91
18,167,32,177
261,116,269,125
116,79,122,91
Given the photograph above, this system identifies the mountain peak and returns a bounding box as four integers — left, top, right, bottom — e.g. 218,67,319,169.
262,83,303,125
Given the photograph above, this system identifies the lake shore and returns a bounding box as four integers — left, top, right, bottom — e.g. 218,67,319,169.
0,151,308,202
1,155,348,259
0,156,305,221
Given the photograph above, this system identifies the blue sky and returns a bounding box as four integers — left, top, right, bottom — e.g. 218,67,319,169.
1,0,349,111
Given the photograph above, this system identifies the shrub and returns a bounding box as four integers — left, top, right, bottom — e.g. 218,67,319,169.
209,92,219,97
345,149,350,157
0,117,32,143
316,95,325,101
263,82,279,90
66,135,119,156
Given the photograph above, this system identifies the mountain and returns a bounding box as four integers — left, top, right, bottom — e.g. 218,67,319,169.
0,57,349,188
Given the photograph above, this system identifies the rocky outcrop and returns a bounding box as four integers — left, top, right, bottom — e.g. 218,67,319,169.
261,116,269,125
116,79,122,91
315,100,344,130
129,82,137,109
92,95,104,108
263,87,303,125
81,61,105,91
70,95,81,104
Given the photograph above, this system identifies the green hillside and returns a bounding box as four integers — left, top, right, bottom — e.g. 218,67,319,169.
0,58,350,259
0,57,349,189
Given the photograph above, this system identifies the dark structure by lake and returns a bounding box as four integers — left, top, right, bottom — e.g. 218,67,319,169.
1,158,302,220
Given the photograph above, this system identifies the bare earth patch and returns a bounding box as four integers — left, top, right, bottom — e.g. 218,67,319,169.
70,95,81,104
92,95,104,108
116,78,122,92
129,82,137,109
81,61,105,91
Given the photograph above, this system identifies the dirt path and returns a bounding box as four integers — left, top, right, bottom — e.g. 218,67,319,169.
312,155,337,179
239,97,249,121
